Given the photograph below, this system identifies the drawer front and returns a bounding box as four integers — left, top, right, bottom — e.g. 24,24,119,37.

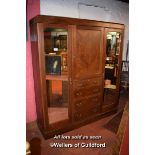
74,86,101,98
73,77,102,89
72,77,102,122
74,106,100,121
74,95,101,111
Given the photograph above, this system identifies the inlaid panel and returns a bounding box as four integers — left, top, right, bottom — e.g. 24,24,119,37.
72,27,103,79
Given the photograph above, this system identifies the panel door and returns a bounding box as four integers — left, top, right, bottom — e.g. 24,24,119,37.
71,25,104,121
72,26,103,79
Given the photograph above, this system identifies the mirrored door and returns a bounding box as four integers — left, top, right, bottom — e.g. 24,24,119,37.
103,30,122,106
43,26,70,125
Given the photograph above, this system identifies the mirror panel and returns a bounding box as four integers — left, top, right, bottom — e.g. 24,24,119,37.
103,31,121,105
44,27,69,124
105,32,121,87
46,80,69,124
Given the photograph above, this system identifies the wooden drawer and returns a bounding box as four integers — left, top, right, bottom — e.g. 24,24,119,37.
74,95,101,111
74,86,101,98
87,86,101,95
74,106,100,121
73,77,102,89
89,78,102,86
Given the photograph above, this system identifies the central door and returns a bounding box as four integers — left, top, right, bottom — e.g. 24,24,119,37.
72,26,103,79
71,25,104,122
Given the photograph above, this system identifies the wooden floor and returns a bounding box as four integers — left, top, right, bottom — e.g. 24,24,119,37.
26,91,128,155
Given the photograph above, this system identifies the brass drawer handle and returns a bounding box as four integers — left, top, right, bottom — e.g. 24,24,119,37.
93,81,97,84
75,113,82,119
76,92,82,96
76,102,82,107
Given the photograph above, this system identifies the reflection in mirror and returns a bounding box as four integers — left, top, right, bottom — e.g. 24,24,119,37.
103,32,121,106
44,28,68,75
44,28,68,54
104,32,121,88
46,80,69,124
44,27,69,125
